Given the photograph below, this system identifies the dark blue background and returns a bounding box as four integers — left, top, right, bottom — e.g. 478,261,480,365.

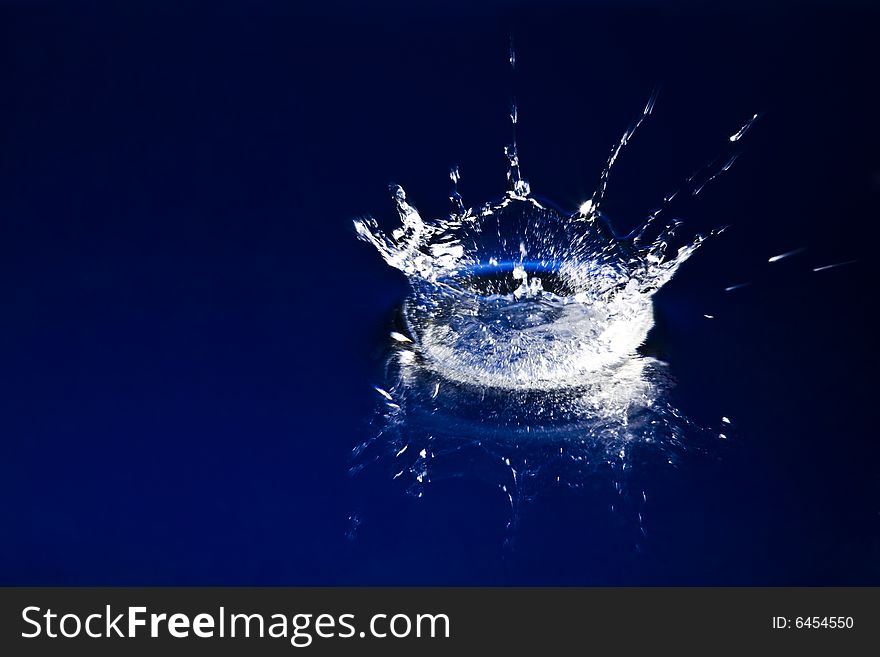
1,0,877,584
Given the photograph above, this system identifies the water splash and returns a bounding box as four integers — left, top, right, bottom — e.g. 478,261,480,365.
352,89,755,535
353,104,730,391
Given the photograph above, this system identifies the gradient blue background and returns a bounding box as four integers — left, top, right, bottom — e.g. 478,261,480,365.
0,0,877,584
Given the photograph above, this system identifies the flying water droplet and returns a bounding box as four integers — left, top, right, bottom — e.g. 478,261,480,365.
768,247,806,263
730,112,760,142
813,259,857,272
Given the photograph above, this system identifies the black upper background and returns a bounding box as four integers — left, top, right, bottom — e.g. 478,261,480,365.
0,0,877,584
